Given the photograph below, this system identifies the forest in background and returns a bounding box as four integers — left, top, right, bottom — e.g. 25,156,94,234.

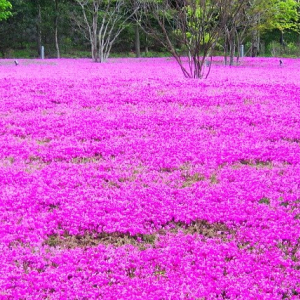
0,0,300,60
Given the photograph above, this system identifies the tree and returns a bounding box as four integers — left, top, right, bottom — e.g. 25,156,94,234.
246,0,299,57
0,0,12,21
133,1,140,57
221,0,299,61
54,0,60,58
73,0,139,62
0,0,34,57
39,0,76,58
261,0,299,46
223,0,264,63
25,0,48,56
44,0,72,58
138,0,247,78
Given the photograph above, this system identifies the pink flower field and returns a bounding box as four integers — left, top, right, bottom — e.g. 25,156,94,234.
1,57,300,299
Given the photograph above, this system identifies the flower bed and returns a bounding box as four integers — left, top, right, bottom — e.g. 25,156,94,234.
1,57,300,299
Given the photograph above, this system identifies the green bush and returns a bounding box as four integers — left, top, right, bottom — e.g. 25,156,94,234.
267,41,300,57
142,51,171,58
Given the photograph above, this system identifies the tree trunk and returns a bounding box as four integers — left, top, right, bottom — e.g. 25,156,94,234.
229,35,235,66
224,35,228,65
251,29,260,57
251,13,260,57
145,35,149,54
92,41,98,62
99,42,104,62
54,0,60,59
280,31,286,54
37,3,42,56
135,22,141,58
224,29,230,65
236,29,241,64
92,6,98,62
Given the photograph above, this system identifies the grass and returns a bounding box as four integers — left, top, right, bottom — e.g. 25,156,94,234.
181,172,206,188
43,219,233,250
258,197,270,205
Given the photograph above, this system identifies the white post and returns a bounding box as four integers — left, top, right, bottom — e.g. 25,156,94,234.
41,46,45,59
240,45,244,57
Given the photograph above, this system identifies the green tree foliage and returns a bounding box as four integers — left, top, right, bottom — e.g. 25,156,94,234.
0,0,12,21
259,0,299,33
221,0,299,60
244,0,299,55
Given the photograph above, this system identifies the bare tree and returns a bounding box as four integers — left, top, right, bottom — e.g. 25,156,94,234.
73,0,139,62
137,0,246,78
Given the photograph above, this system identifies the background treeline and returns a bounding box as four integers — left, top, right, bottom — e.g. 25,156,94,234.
0,0,300,60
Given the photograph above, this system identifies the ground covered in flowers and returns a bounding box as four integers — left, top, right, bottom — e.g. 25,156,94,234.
1,57,300,299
